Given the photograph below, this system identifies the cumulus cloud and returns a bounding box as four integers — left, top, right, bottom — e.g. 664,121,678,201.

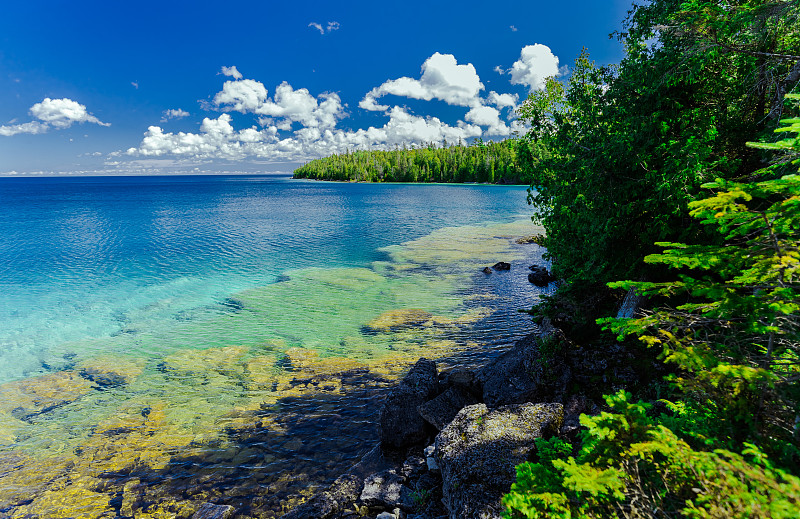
0,121,49,137
308,22,324,34
221,65,243,79
161,108,190,122
213,78,344,129
122,43,561,162
360,52,484,111
127,107,482,161
0,97,109,136
327,21,340,32
509,44,561,91
487,91,519,110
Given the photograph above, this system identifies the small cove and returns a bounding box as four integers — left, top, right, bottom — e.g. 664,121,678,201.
0,175,550,517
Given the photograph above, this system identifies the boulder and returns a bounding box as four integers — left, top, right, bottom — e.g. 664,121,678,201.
527,266,554,287
279,474,362,519
435,403,563,519
418,387,479,431
491,262,511,271
477,334,543,408
380,359,440,449
482,267,492,275
360,470,415,511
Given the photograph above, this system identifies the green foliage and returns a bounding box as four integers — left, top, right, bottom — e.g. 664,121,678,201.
602,103,800,456
292,139,533,184
520,1,800,329
505,0,800,513
504,392,800,519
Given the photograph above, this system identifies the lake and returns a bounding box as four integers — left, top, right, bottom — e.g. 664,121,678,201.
0,174,548,517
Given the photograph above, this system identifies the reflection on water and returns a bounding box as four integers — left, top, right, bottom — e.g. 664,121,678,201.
0,179,551,517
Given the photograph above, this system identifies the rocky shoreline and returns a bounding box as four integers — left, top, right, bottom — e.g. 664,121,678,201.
278,315,610,519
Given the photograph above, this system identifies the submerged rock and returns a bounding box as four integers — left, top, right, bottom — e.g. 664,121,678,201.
527,265,555,287
363,309,434,334
380,358,440,449
491,261,511,271
280,474,363,519
482,267,493,275
435,402,563,519
0,370,95,420
77,355,144,387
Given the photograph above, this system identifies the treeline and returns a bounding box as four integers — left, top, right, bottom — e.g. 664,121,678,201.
502,1,800,518
292,139,541,184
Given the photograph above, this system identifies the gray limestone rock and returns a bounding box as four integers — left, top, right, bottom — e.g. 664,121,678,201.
434,402,563,519
380,358,440,448
360,470,415,511
418,386,479,431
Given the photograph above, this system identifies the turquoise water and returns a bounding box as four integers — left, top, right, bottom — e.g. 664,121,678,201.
0,174,548,518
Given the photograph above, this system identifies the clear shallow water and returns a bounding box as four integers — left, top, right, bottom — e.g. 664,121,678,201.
0,175,549,518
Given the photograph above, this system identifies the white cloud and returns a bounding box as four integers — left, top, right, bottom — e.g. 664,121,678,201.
126,107,482,161
309,21,339,34
510,25,518,32
360,52,484,111
509,44,561,91
30,98,109,128
161,108,190,122
131,81,139,89
221,65,243,79
465,105,511,136
213,79,270,112
0,97,109,136
213,78,344,129
494,65,506,75
0,121,49,137
487,91,519,110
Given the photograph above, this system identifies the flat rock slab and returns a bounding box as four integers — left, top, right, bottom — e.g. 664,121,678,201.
192,503,234,519
435,402,563,519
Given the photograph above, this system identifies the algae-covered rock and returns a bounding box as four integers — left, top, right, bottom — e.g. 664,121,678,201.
284,347,366,376
0,371,95,420
77,355,145,387
363,309,434,333
162,345,248,379
435,402,563,519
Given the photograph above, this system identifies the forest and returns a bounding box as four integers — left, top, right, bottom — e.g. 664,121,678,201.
292,139,542,184
502,0,800,517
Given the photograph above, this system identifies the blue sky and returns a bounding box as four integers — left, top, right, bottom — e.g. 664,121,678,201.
0,0,631,175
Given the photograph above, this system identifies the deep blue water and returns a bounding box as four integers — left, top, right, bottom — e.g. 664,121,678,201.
0,174,534,383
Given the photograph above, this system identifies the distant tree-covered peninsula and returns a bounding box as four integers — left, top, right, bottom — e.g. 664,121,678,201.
292,139,543,184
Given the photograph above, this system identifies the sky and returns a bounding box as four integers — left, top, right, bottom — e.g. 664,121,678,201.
0,0,632,176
